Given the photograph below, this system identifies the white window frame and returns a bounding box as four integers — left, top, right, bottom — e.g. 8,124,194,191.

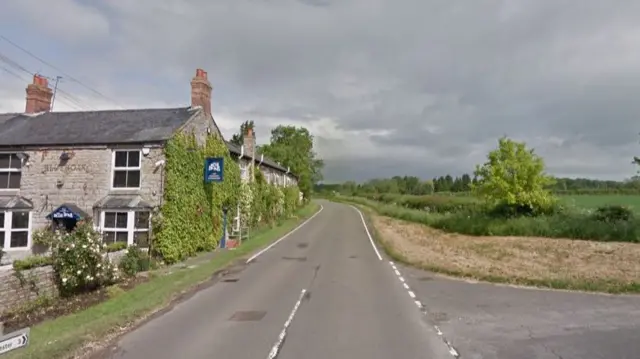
100,210,151,247
0,153,22,191
240,162,248,181
0,210,32,251
110,149,142,190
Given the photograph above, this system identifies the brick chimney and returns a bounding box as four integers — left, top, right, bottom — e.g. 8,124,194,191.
25,74,53,114
243,127,256,160
190,68,212,116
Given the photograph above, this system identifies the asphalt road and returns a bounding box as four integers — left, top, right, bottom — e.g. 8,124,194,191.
96,201,453,359
94,200,640,359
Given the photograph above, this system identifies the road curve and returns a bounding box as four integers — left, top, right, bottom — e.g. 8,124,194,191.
96,200,453,359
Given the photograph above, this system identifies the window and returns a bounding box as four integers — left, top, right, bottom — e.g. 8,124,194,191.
101,210,150,247
1,211,31,250
133,211,150,247
0,153,22,189
112,150,141,189
240,162,248,181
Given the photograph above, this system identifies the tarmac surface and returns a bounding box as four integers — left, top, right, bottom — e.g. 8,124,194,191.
95,200,640,359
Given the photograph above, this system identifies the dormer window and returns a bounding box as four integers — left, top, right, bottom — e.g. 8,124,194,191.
0,153,22,190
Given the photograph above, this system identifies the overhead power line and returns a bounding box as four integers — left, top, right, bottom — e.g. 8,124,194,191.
0,52,93,111
0,34,124,109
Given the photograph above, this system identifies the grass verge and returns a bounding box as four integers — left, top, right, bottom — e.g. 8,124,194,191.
3,202,320,359
337,198,640,294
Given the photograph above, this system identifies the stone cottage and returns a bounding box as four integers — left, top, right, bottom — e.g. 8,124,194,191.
0,69,297,265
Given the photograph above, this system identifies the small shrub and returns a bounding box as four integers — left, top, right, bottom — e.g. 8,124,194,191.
106,285,126,299
49,222,120,296
12,255,53,270
119,246,150,277
592,205,634,223
105,242,128,253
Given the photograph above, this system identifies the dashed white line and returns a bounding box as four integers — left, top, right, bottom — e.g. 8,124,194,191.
266,289,307,359
352,207,459,357
350,205,383,260
247,205,324,264
387,261,460,358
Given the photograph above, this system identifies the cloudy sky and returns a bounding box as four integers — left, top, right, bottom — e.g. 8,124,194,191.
1,0,639,182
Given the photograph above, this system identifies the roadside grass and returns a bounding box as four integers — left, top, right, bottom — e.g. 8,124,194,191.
338,199,640,294
3,202,320,359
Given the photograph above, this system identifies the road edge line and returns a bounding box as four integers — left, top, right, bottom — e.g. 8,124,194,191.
246,205,324,264
349,205,383,261
266,289,307,359
388,261,460,358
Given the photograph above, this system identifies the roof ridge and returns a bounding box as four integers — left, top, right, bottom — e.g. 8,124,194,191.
26,106,193,116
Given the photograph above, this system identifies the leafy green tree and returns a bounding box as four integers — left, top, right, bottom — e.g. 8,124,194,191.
229,120,255,146
259,125,324,199
471,136,556,213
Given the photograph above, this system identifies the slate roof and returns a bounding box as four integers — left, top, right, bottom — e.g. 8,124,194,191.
0,196,33,209
0,107,196,146
94,195,153,209
0,107,296,176
225,141,294,176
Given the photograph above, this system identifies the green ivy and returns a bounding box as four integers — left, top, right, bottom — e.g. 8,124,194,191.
153,131,304,263
154,133,241,264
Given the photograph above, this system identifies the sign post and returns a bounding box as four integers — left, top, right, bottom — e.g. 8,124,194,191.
220,206,228,249
204,158,227,249
0,328,30,356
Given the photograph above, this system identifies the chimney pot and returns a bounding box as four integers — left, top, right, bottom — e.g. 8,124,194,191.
243,127,256,161
191,68,212,116
25,74,53,114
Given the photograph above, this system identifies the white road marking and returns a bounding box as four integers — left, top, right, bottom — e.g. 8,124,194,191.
387,261,460,358
350,205,383,260
266,289,307,359
246,205,324,264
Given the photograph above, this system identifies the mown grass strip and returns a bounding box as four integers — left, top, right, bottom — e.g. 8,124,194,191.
3,202,320,359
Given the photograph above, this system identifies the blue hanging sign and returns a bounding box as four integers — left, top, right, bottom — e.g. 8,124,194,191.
46,205,83,220
204,157,224,183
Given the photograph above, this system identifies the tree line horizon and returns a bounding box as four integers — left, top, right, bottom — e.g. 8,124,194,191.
317,173,640,196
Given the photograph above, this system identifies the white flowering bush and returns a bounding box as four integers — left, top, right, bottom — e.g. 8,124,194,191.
239,181,253,228
274,186,285,216
49,221,119,296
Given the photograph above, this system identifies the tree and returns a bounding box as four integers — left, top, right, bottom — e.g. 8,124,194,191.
229,120,255,146
259,125,324,199
471,136,556,213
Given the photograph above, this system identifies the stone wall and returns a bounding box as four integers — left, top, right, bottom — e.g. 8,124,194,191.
0,250,129,315
2,146,165,263
0,265,56,314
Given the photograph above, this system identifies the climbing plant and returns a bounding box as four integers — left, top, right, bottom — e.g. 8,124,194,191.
283,186,301,217
154,132,241,264
239,181,253,229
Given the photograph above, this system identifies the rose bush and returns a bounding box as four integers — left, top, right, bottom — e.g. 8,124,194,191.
48,222,119,296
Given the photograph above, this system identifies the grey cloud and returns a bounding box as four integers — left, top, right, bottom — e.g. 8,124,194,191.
5,0,640,182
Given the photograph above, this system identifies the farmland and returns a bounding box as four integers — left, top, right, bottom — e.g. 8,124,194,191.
561,194,640,211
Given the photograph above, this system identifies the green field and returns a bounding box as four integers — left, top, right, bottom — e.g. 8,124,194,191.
561,195,640,211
